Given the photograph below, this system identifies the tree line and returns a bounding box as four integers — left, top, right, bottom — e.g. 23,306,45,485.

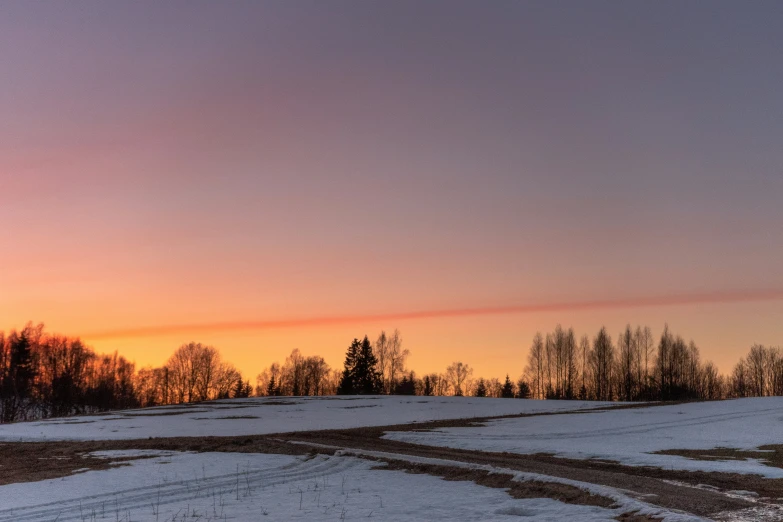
0,323,137,423
0,323,252,423
522,324,725,402
2,321,781,423
731,344,783,398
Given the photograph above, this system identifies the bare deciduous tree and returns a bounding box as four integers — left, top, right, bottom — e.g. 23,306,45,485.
589,327,614,401
386,329,409,393
375,331,390,393
525,333,545,399
166,342,239,403
445,361,473,396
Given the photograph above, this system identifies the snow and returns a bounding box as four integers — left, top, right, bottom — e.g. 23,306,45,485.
0,450,623,521
0,396,612,441
384,397,783,478
2,397,780,519
329,447,707,522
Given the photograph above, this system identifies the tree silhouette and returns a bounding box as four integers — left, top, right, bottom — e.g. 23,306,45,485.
266,375,278,396
516,378,531,399
474,378,487,397
501,375,514,398
338,336,382,395
445,361,472,396
394,372,416,395
337,339,360,395
1,327,37,422
422,375,434,396
590,327,614,401
355,336,382,394
233,378,251,398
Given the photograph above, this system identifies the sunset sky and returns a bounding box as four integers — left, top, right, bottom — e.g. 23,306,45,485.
2,1,782,379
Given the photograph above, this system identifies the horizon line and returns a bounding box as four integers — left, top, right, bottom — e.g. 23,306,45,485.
79,288,783,340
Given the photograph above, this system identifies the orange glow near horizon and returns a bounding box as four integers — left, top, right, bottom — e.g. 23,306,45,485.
81,298,783,381
3,3,783,386
79,288,783,341
3,291,782,383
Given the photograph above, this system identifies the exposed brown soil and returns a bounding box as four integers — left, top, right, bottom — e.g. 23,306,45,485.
191,415,261,420
657,445,783,470
370,457,616,507
118,410,209,417
615,513,663,522
0,442,152,486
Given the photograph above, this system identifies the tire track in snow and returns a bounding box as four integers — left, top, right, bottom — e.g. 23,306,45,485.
0,454,361,522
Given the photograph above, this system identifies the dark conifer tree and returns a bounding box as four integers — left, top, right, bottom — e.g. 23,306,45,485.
232,378,243,398
474,378,487,397
516,379,531,399
501,375,515,398
1,329,36,423
394,372,416,395
337,338,362,395
266,375,278,396
233,378,251,398
422,375,434,396
354,336,382,394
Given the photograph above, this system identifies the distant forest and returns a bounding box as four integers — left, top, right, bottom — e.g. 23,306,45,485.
0,322,779,423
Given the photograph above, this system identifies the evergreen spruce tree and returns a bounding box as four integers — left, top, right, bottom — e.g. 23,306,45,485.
232,377,245,398
422,375,434,396
474,378,487,397
337,339,362,395
394,371,416,395
516,378,531,399
1,329,36,423
354,336,382,394
266,375,277,396
501,374,515,398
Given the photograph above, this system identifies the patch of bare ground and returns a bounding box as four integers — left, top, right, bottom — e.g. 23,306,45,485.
191,415,261,420
369,457,616,508
657,445,783,470
209,400,300,408
0,443,154,486
119,410,210,417
615,513,663,522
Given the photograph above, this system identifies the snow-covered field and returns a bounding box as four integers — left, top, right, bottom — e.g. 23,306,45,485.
2,397,781,521
0,450,624,522
0,396,610,441
385,397,783,478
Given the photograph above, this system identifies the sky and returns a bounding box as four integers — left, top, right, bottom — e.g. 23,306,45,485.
2,1,782,379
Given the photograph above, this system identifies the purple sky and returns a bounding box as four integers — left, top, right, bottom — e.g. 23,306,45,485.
2,1,782,376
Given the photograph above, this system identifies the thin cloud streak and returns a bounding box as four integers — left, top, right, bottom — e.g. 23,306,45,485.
82,288,783,340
